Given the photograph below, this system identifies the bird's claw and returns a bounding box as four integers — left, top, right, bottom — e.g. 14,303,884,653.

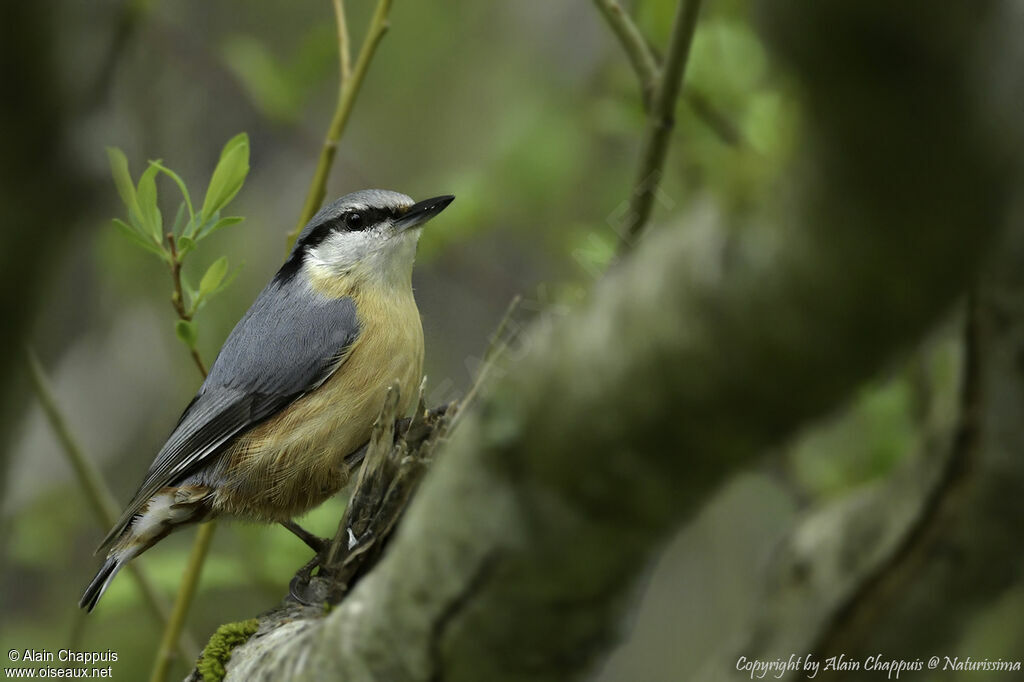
289,551,332,605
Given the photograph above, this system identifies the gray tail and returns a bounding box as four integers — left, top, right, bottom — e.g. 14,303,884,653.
79,556,123,612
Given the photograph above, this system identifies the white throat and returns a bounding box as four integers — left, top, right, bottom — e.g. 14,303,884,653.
305,228,420,291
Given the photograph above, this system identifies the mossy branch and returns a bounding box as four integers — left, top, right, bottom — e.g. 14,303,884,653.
209,1,1024,678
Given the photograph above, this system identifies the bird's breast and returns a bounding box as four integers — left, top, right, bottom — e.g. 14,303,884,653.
213,286,424,521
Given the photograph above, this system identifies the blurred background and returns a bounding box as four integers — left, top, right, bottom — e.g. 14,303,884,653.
2,1,1018,680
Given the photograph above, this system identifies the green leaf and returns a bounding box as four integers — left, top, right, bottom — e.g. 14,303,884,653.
180,272,198,314
175,319,198,349
170,202,187,236
190,210,218,241
150,161,195,229
218,262,243,294
136,162,163,242
177,236,197,256
199,257,229,299
107,147,146,231
112,219,169,262
200,133,249,223
198,215,245,240
108,148,137,212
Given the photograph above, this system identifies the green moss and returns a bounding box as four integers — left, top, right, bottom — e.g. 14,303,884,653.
196,618,260,682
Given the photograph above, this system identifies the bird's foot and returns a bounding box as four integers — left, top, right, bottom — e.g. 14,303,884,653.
288,552,329,605
280,520,331,554
282,520,335,605
287,527,379,605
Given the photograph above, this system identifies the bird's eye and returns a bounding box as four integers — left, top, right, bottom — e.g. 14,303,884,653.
345,212,364,231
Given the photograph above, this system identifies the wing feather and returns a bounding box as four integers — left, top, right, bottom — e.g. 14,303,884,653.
99,278,359,550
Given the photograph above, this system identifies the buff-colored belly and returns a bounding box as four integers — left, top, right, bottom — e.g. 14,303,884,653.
211,289,423,522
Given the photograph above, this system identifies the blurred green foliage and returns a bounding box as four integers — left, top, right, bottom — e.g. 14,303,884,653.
4,1,1011,681
222,26,337,123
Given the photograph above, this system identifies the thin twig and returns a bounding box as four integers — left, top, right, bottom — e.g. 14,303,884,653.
286,0,394,250
151,236,213,682
618,0,704,253
594,1,742,149
592,0,660,109
333,0,352,84
24,347,199,661
449,295,522,432
187,349,207,378
166,234,208,377
150,523,216,682
683,88,745,148
166,235,189,321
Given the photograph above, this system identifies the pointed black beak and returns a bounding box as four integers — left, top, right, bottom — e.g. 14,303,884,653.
395,195,455,232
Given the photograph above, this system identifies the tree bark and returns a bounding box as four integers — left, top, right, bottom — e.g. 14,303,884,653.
209,1,1024,680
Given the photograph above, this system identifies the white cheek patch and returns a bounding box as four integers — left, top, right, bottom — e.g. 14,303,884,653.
309,230,377,273
307,224,420,289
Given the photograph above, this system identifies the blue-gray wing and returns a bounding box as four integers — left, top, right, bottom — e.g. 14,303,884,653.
100,279,359,549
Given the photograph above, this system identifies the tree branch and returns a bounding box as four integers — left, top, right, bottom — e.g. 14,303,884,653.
151,524,215,682
166,235,209,378
153,234,214,681
827,226,1024,658
211,2,1024,679
711,227,1024,673
591,0,660,108
286,0,394,251
333,0,352,85
705,322,977,672
618,0,703,251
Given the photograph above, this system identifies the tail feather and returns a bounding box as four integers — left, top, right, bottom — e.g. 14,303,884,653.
80,485,211,611
79,556,123,612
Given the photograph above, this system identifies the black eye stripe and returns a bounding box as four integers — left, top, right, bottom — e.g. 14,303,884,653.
276,204,409,285
332,207,395,232
292,206,401,254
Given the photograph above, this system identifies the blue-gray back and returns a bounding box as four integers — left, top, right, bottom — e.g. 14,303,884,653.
100,275,360,548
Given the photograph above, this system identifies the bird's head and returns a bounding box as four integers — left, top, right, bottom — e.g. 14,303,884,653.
281,189,454,292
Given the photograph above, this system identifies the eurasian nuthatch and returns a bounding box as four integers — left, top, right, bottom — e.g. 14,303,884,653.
80,189,454,611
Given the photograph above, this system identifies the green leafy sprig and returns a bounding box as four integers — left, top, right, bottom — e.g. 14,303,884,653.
107,133,250,365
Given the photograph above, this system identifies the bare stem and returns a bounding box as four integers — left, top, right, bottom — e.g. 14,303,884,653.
333,0,352,83
149,523,216,682
24,347,199,661
166,235,189,320
594,1,741,148
166,234,209,377
450,295,522,432
592,0,660,109
286,0,394,251
618,0,703,253
150,235,213,682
